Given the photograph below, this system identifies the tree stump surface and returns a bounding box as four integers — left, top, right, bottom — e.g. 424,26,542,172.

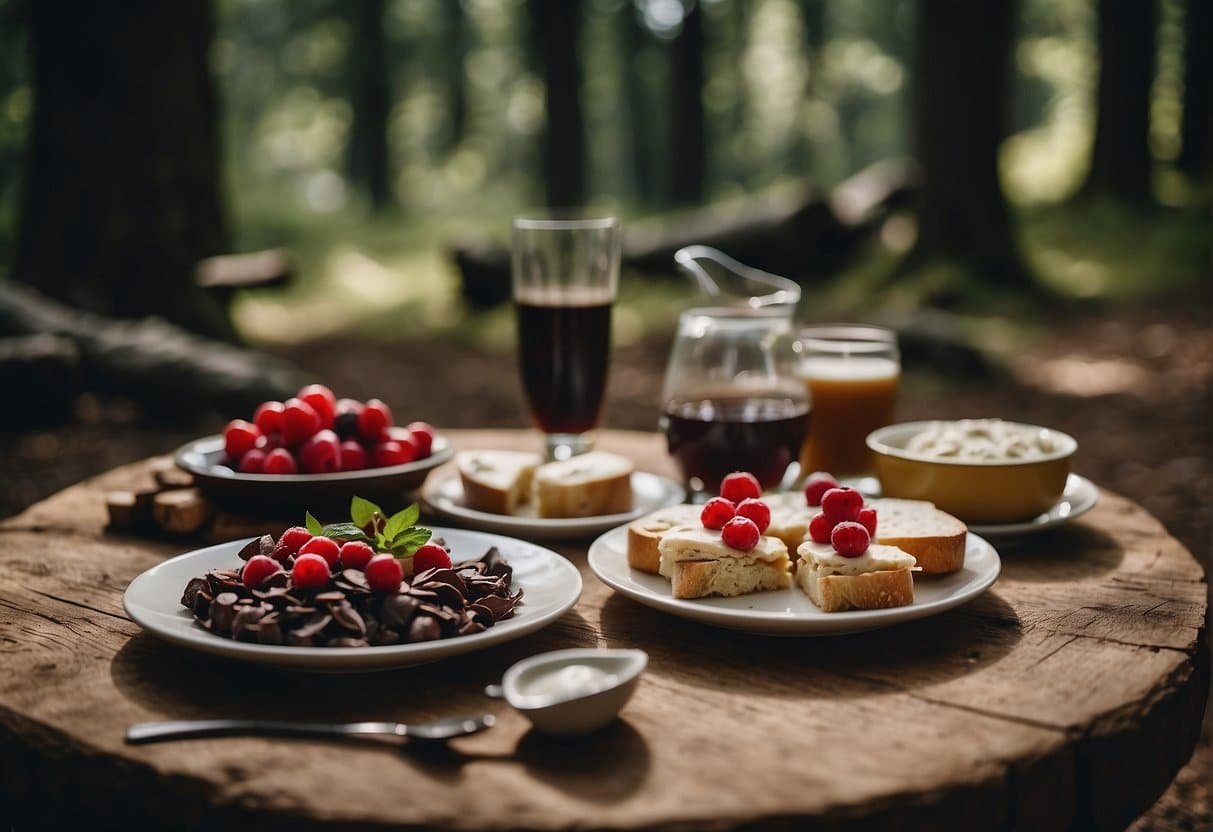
0,430,1206,831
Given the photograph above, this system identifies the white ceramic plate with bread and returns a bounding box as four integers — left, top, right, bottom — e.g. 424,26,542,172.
422,450,685,540
587,523,1000,636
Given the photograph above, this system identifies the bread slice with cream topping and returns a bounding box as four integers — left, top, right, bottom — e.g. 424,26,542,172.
658,527,791,599
796,541,916,612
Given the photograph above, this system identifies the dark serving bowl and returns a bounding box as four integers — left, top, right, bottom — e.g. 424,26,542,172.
175,434,454,513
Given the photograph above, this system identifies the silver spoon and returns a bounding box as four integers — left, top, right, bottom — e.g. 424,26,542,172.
126,713,494,745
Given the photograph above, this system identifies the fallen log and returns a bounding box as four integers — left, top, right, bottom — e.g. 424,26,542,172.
451,159,918,307
0,283,306,420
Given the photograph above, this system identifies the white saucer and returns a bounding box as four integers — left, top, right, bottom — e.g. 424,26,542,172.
587,525,1001,636
124,527,582,672
967,474,1099,537
421,469,686,540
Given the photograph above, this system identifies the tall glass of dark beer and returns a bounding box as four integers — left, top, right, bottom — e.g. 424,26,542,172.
511,216,621,461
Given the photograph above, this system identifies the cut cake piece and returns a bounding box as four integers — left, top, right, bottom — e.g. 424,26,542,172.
626,504,702,574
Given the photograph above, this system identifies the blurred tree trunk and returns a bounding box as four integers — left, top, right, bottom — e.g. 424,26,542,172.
347,0,392,211
1083,0,1158,203
528,0,586,208
621,3,658,205
668,1,706,204
13,0,234,341
1178,0,1210,179
907,0,1029,287
441,0,467,154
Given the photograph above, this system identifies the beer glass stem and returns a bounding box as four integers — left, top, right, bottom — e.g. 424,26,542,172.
545,431,596,462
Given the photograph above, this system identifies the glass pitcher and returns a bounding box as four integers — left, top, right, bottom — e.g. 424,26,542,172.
660,305,809,496
674,245,801,313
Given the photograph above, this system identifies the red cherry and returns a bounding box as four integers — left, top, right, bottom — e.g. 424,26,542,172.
821,487,863,523
371,439,418,468
241,554,280,588
279,526,312,554
803,471,840,507
271,541,294,564
358,398,393,441
237,448,267,473
224,419,261,460
413,542,453,572
291,553,331,590
298,535,341,567
297,384,336,429
720,516,761,551
831,521,871,557
339,440,367,471
281,398,321,446
700,497,736,530
720,471,762,503
735,498,771,534
365,554,404,593
808,512,835,544
299,429,342,474
253,401,285,436
406,421,435,457
338,541,376,570
858,507,878,537
262,448,298,475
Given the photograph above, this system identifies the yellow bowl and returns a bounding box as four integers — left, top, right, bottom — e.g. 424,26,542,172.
866,421,1076,524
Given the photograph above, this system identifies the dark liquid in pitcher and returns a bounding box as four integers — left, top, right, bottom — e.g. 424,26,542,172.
516,300,612,434
664,396,810,492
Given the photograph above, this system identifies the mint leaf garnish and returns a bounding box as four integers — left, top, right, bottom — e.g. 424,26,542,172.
305,511,323,536
321,522,371,543
389,526,431,557
350,496,382,530
383,503,420,543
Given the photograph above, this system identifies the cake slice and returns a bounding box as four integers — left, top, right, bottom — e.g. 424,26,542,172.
533,452,634,518
796,541,916,612
868,498,967,575
627,504,702,574
456,450,541,515
657,527,791,599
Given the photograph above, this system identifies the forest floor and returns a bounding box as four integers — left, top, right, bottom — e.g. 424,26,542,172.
1,294,1209,829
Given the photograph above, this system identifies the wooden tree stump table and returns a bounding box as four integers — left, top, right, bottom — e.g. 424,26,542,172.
0,430,1206,831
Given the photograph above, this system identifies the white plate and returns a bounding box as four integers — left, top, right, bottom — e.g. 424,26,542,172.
587,526,1000,636
124,527,582,671
967,474,1099,537
421,470,686,540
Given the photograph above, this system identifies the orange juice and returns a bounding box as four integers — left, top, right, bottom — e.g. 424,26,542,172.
799,357,899,476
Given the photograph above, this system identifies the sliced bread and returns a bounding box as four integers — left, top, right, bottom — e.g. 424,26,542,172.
870,498,967,574
796,541,916,612
456,450,541,515
626,504,702,574
533,451,634,518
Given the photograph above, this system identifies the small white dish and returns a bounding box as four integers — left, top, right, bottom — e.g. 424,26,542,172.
421,469,686,540
967,474,1099,537
501,648,647,735
588,525,1000,636
123,526,582,672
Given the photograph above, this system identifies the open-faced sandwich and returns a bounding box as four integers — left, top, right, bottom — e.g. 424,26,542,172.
795,482,917,612
654,472,791,599
626,504,703,574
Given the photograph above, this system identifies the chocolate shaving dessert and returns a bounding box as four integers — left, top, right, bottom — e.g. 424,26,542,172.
180,498,522,648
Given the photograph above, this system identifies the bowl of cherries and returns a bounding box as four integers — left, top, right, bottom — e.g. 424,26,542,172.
175,384,453,506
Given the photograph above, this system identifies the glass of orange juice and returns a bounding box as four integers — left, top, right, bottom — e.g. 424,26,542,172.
796,325,900,478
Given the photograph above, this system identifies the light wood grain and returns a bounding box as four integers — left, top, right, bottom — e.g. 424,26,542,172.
0,429,1206,831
